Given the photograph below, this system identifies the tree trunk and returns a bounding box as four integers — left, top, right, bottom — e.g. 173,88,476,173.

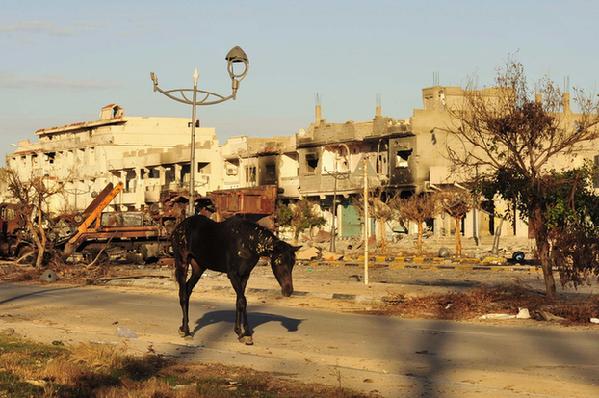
378,219,386,253
293,227,300,244
530,206,557,298
417,221,423,255
455,217,462,257
36,205,46,268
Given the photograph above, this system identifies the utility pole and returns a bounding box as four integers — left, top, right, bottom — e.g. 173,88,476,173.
363,156,369,285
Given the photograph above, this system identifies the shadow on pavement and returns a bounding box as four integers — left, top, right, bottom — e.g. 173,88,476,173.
0,286,79,305
193,310,302,335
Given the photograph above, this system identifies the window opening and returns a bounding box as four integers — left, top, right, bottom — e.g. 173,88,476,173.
305,153,319,172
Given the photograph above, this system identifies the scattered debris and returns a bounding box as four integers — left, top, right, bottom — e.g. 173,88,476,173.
378,284,599,325
321,251,344,261
480,313,516,320
590,318,599,324
438,247,451,258
535,310,566,322
39,269,58,282
116,325,138,339
296,247,320,260
312,230,331,243
516,307,531,319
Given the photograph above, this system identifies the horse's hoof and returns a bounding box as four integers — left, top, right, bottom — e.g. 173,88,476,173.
178,328,190,337
239,335,253,345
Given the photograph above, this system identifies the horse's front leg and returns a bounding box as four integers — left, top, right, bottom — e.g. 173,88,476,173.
230,275,252,345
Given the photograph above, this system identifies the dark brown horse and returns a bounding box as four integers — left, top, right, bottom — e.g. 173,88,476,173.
171,215,299,345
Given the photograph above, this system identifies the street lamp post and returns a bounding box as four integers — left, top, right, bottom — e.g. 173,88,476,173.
150,46,249,214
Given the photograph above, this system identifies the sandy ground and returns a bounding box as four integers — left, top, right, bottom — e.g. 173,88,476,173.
2,261,599,397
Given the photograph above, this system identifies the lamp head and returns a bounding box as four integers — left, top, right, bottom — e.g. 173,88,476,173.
225,46,248,64
226,46,249,84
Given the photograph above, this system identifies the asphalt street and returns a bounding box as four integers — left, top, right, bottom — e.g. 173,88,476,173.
1,282,598,397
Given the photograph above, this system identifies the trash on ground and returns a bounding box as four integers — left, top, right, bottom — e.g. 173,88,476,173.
516,307,531,319
479,313,516,320
39,269,58,282
116,325,138,338
535,310,566,322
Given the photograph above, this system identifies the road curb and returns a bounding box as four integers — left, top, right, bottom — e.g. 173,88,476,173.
303,258,541,273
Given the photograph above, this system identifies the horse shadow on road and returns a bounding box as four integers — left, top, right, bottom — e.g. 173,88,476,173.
193,310,302,335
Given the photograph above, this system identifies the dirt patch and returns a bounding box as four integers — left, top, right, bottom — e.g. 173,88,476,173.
376,284,599,324
0,331,377,398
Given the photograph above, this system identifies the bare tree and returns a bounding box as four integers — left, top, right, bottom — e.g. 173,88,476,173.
438,189,474,257
277,199,326,244
5,170,65,267
445,60,599,297
391,193,440,254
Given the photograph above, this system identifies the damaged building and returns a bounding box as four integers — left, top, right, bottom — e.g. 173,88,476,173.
5,104,218,212
8,84,595,244
296,100,414,238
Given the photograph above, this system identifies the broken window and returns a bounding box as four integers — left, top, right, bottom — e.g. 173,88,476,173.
197,162,210,174
305,153,319,172
46,152,56,164
246,166,256,184
165,166,175,184
395,149,412,168
181,164,191,183
265,163,276,182
148,168,160,179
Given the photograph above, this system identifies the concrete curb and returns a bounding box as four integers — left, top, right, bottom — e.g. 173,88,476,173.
101,277,377,304
301,257,541,273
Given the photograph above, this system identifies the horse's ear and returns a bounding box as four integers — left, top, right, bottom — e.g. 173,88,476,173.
291,245,302,252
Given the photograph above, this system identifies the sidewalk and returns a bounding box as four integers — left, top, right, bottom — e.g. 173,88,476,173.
100,268,399,304
96,259,551,305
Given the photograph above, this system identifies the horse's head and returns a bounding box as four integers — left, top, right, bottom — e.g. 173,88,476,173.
271,240,300,297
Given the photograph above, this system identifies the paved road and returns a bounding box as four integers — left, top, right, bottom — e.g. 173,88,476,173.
1,282,598,397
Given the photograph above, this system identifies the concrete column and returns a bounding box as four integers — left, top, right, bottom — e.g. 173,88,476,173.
157,166,166,185
174,164,182,185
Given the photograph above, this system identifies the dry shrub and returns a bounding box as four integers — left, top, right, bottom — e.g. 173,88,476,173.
42,356,85,384
0,265,40,281
381,284,599,324
0,352,39,380
95,377,177,398
68,342,125,371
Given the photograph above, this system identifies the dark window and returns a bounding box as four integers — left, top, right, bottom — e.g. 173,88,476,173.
306,153,319,172
47,152,56,164
395,149,412,168
594,155,599,188
265,163,276,178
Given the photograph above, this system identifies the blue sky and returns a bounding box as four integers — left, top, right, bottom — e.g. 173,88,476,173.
1,0,598,159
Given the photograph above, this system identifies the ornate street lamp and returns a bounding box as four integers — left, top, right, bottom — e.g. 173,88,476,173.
150,46,249,214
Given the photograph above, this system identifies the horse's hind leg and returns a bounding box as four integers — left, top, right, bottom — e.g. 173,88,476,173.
175,254,191,336
184,258,206,330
